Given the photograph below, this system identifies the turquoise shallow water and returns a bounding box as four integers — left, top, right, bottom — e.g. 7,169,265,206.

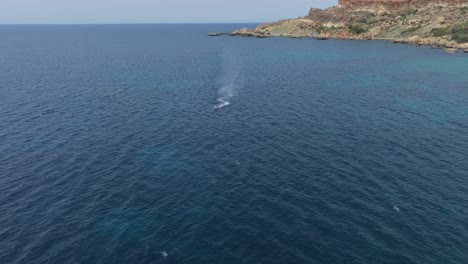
0,24,467,264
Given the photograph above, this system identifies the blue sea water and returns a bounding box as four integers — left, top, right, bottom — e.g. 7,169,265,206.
0,24,468,264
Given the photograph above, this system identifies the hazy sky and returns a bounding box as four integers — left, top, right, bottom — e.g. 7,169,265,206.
0,0,337,24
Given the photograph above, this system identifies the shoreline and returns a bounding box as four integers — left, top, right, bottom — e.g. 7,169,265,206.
209,3,468,54
209,32,468,53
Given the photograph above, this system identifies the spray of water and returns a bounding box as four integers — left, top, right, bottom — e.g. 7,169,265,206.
214,49,242,109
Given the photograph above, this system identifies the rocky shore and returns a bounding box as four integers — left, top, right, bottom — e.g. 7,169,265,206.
211,0,468,53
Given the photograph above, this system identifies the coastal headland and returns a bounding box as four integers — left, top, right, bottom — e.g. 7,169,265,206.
211,0,468,52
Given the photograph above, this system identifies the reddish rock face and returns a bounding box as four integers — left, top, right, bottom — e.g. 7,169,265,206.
338,0,468,10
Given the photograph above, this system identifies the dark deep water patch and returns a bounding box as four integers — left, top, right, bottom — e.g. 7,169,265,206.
0,24,467,264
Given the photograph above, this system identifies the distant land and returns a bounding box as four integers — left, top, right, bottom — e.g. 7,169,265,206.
212,0,468,53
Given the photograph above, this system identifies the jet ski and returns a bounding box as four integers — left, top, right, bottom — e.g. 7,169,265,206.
214,100,230,109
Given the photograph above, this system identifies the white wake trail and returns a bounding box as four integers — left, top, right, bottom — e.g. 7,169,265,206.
214,49,242,109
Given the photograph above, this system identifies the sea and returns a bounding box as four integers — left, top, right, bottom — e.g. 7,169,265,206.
1,24,467,264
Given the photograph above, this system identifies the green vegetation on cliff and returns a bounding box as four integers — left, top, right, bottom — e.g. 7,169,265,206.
451,22,468,43
348,24,367,34
431,22,468,43
230,3,468,50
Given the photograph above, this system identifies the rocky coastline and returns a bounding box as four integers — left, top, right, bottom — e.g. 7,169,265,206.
210,0,468,53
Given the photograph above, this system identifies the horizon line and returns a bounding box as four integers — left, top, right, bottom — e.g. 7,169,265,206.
0,22,265,26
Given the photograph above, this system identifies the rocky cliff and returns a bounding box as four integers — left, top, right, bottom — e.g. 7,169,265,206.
223,0,468,52
339,0,468,11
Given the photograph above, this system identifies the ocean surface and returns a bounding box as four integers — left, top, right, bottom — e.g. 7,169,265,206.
1,24,467,264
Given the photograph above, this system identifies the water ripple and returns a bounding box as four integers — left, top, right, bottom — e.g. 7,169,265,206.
0,25,467,264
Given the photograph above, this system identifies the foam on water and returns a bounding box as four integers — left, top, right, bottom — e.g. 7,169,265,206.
215,48,242,109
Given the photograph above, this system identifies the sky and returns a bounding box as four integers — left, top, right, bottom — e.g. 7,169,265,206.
0,0,337,24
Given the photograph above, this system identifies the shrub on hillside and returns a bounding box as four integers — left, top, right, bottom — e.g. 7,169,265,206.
451,22,468,35
451,22,468,43
348,24,367,34
452,33,468,43
431,27,449,37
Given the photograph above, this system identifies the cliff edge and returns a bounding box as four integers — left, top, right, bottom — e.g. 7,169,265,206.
225,0,468,51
